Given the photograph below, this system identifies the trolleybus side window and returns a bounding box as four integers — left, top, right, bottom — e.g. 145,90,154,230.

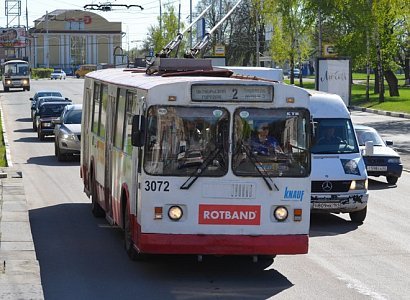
144,105,229,176
99,84,108,138
232,107,310,177
114,89,126,149
91,83,101,134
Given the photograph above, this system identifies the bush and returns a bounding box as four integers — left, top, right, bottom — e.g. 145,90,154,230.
31,68,53,79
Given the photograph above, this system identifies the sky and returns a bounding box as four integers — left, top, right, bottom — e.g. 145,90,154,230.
1,0,199,48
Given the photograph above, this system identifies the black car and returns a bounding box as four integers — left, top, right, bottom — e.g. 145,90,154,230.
36,102,71,140
32,96,71,130
29,91,63,119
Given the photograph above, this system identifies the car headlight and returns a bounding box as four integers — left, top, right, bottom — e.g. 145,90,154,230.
22,79,28,85
274,206,288,222
387,157,401,164
62,132,76,140
341,159,361,175
168,206,183,221
43,122,52,127
350,179,368,190
6,80,11,84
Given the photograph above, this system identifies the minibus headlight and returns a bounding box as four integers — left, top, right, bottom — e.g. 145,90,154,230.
350,179,368,190
274,206,288,222
168,206,183,221
341,159,360,175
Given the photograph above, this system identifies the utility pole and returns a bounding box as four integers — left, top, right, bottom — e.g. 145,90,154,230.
189,0,192,49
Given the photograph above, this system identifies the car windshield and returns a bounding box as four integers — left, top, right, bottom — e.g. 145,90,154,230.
311,118,359,154
64,110,82,124
144,105,229,176
355,129,385,146
39,104,67,117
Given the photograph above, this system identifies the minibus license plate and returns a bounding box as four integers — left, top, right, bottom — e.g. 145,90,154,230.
313,202,340,209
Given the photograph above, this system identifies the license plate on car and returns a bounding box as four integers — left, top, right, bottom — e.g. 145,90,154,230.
313,202,340,209
367,166,387,171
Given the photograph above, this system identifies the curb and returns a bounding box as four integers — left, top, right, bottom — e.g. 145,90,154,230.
349,106,410,119
0,99,44,299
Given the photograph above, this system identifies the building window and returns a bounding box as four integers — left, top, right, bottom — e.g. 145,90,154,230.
71,36,86,65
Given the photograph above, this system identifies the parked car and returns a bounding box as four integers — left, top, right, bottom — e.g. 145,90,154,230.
53,104,82,161
50,69,66,80
75,64,96,78
37,102,72,140
30,91,63,119
287,68,301,79
355,124,403,184
32,96,71,130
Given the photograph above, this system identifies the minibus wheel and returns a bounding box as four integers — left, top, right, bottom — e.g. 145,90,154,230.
349,206,367,224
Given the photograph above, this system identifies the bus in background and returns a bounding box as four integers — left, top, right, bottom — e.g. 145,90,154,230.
310,93,368,223
218,66,284,82
1,59,30,92
80,58,312,261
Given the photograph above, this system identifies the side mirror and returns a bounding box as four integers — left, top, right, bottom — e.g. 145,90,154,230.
131,115,146,147
29,98,33,101
52,118,62,125
385,140,393,146
364,141,374,156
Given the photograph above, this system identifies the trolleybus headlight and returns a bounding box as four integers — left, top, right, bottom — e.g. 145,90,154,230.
274,206,288,222
168,206,183,221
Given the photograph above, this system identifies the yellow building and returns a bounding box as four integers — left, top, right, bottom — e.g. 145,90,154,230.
28,9,122,73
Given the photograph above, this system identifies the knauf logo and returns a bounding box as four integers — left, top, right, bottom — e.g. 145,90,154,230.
284,187,304,201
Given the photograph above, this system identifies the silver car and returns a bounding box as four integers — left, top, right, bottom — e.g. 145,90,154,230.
53,104,82,161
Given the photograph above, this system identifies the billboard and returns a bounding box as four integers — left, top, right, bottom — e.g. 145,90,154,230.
0,27,28,47
316,58,351,106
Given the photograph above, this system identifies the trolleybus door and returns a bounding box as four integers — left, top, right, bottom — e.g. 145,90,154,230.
104,93,116,219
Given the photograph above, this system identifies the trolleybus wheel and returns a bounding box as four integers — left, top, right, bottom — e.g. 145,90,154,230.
124,204,143,261
91,175,105,218
349,206,367,224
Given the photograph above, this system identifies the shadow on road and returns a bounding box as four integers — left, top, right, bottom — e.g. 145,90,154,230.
26,155,79,166
30,203,293,300
368,178,398,190
309,213,360,237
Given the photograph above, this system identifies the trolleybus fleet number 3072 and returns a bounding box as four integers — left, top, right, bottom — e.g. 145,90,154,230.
80,65,312,261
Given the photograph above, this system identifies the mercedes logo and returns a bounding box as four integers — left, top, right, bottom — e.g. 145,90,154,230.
322,181,333,192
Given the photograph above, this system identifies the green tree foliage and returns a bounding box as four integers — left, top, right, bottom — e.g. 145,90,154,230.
145,3,185,57
262,0,314,84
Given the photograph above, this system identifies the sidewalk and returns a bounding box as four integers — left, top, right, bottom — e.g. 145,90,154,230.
0,168,44,299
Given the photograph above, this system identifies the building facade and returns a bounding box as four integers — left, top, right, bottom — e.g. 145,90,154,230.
28,9,122,73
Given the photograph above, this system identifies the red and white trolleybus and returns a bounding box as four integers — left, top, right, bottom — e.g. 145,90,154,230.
80,58,312,261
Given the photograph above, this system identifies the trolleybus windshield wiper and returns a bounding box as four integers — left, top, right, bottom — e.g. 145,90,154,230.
180,146,222,190
240,142,279,191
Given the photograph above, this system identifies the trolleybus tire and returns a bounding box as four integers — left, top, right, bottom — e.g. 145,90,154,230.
91,175,105,218
124,205,141,261
349,206,367,224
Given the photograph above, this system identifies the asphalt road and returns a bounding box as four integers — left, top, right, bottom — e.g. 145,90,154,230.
1,78,409,300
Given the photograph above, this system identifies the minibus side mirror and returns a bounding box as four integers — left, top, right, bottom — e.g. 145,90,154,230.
131,115,146,147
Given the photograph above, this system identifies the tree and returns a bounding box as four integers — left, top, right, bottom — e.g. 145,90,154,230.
145,3,185,57
262,0,315,85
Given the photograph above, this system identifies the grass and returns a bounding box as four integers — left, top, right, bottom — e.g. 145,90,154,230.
288,73,410,114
